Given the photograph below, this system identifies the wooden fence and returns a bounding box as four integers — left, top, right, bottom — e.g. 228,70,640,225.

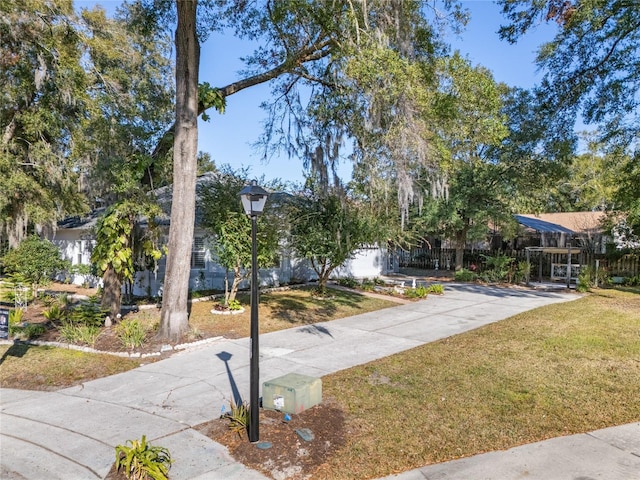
398,248,639,279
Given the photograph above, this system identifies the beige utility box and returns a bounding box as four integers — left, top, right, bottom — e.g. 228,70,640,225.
262,373,322,414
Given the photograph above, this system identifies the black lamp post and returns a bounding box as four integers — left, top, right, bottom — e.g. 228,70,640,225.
239,180,269,443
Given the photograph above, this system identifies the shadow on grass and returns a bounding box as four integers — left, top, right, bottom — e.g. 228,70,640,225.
263,288,368,325
0,340,31,366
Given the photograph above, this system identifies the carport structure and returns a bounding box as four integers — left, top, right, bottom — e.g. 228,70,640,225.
515,215,583,288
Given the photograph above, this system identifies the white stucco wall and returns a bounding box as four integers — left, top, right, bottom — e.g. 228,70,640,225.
49,225,393,297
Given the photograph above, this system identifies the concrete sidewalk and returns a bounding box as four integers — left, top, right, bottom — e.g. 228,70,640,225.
1,284,638,479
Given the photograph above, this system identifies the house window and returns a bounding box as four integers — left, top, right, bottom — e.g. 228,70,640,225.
191,236,206,269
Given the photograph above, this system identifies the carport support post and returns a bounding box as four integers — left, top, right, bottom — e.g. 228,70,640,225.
566,238,572,289
525,248,531,286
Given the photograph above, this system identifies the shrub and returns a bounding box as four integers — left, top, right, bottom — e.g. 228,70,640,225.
227,299,243,311
221,400,250,437
1,273,33,303
480,252,513,282
455,269,477,282
426,284,445,295
404,285,428,299
43,304,66,322
115,435,172,480
337,277,358,289
58,321,100,347
577,266,594,293
360,278,375,291
68,297,106,328
8,308,24,325
116,318,147,349
11,323,46,340
514,261,531,284
624,275,640,286
1,235,70,294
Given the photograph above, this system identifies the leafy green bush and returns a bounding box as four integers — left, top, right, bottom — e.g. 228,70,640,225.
43,304,66,322
115,435,172,480
115,318,146,349
11,323,46,340
454,269,477,282
404,285,428,299
1,273,33,303
337,277,358,288
227,299,243,311
1,235,70,294
577,266,594,292
426,284,445,295
361,278,375,291
58,321,100,347
479,270,504,283
624,275,640,286
8,308,24,325
480,253,513,282
514,261,531,284
68,297,106,327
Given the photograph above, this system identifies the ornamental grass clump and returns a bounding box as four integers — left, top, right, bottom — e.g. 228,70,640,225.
115,435,172,480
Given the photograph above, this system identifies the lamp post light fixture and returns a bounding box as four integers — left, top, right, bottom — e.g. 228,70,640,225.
239,180,269,443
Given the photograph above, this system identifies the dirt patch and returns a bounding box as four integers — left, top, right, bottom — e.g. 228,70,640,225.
195,398,350,480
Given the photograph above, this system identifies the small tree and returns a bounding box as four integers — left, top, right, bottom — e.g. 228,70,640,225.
198,169,282,304
1,235,70,295
287,182,378,294
91,201,163,320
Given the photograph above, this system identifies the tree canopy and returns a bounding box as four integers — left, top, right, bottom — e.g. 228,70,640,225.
198,169,283,304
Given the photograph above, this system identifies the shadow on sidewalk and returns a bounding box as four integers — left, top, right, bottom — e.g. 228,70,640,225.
216,351,243,406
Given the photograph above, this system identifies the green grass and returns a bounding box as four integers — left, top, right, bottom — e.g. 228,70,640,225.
316,288,640,479
0,344,141,390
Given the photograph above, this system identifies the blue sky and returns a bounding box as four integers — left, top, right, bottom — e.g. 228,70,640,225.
77,1,560,183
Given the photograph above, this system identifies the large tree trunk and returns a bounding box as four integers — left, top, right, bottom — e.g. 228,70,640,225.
158,0,200,341
102,265,122,323
454,228,467,272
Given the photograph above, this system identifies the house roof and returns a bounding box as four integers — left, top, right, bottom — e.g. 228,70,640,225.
515,212,606,235
56,208,106,230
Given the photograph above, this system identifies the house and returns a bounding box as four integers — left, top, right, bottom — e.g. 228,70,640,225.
48,173,395,296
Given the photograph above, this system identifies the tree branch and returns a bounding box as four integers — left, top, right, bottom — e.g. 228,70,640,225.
150,37,335,164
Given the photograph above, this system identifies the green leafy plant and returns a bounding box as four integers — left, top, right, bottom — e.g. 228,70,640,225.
1,273,33,303
68,297,106,328
577,266,595,293
1,235,70,296
337,277,358,288
43,304,66,322
426,284,445,295
8,308,24,325
404,285,428,299
455,269,477,282
222,400,250,437
227,299,243,311
361,278,375,291
115,435,172,480
11,323,46,340
481,253,513,282
514,261,531,284
58,321,100,347
115,318,147,349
